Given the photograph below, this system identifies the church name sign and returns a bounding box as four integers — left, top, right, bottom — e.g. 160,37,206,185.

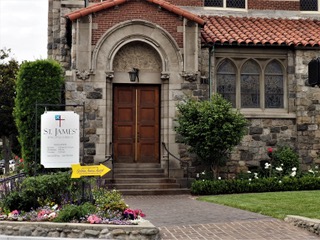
41,111,80,168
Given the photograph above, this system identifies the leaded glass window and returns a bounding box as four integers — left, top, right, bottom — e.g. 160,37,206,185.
300,0,318,11
241,60,260,108
205,0,223,7
265,61,284,108
226,0,245,8
217,59,236,107
204,0,246,8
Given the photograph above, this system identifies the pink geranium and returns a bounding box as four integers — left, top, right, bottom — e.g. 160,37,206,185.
87,214,102,224
123,208,145,220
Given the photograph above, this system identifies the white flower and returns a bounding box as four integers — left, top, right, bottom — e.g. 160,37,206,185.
218,177,221,180
276,167,283,172
292,167,297,171
290,171,296,177
265,163,271,169
279,180,282,183
281,163,284,166
247,171,251,174
309,169,314,174
52,204,59,210
315,166,319,169
254,173,258,179
201,171,205,175
249,178,252,181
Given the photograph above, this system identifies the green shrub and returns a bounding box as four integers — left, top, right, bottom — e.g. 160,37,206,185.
92,189,127,213
53,202,96,223
13,59,64,175
271,146,299,175
1,172,86,211
191,176,320,195
175,94,247,178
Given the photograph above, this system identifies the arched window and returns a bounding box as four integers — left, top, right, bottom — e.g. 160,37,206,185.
241,60,260,108
217,59,236,107
265,60,284,108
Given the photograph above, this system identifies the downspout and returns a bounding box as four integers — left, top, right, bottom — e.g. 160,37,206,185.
208,45,214,99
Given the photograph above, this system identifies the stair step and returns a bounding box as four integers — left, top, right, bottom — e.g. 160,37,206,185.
109,162,189,195
113,168,164,174
111,183,181,189
110,178,177,184
119,188,190,195
113,173,166,178
114,163,161,168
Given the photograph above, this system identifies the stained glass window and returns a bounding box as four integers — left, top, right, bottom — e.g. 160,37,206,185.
204,0,245,8
300,0,318,11
226,0,245,8
241,60,260,108
265,61,284,108
217,59,236,107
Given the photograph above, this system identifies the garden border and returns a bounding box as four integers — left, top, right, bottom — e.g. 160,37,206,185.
285,215,320,236
0,221,160,239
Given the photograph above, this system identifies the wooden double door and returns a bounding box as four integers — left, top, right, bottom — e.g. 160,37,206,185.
113,85,160,163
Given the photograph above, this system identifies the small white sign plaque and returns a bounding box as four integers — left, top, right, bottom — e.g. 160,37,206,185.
41,111,80,168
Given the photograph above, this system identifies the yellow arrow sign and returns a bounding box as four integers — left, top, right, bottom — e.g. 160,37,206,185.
71,164,111,178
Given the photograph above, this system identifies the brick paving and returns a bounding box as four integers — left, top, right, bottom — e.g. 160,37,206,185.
124,195,320,240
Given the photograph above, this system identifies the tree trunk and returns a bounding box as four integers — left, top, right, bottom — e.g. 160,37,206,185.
1,135,11,175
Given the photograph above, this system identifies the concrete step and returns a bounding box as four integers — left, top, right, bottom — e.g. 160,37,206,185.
114,163,161,168
112,183,181,189
119,188,190,195
111,178,177,184
113,168,165,174
113,173,167,178
109,162,189,195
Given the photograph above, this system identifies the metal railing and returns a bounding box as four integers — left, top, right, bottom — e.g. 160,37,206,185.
99,142,114,180
162,142,192,188
0,173,26,199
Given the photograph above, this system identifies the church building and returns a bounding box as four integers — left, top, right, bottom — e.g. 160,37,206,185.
48,0,320,190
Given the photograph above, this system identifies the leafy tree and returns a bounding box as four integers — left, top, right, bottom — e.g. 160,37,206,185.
0,49,20,174
13,59,64,175
175,94,247,178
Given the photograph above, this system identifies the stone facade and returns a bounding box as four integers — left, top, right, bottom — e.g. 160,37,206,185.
48,0,320,178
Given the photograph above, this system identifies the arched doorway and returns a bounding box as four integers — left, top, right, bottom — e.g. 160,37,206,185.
112,41,162,163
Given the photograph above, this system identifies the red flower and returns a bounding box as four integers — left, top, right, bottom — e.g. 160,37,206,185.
267,148,273,153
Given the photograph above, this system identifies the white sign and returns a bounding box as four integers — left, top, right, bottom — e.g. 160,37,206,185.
41,111,80,168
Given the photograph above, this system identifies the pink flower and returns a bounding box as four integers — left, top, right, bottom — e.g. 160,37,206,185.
123,209,146,219
11,210,19,215
87,214,101,224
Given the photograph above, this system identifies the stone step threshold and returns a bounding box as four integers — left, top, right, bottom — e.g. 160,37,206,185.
0,221,160,239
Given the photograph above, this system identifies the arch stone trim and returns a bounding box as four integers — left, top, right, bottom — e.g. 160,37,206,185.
91,19,183,73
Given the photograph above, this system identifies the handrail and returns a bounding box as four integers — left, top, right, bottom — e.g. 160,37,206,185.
162,142,191,188
99,142,114,180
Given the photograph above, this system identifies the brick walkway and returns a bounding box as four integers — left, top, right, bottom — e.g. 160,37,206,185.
124,195,320,240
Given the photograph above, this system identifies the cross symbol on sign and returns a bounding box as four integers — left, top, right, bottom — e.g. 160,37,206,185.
55,115,65,127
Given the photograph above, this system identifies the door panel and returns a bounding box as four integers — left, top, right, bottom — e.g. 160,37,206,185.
114,85,160,163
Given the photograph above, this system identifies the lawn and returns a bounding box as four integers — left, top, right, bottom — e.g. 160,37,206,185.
198,190,320,219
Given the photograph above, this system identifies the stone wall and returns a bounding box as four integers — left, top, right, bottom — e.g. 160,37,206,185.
285,215,320,236
0,221,160,240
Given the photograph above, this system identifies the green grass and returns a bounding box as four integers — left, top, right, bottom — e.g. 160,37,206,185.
198,190,320,219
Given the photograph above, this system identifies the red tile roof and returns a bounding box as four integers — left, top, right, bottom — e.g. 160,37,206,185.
201,16,320,47
65,0,205,25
